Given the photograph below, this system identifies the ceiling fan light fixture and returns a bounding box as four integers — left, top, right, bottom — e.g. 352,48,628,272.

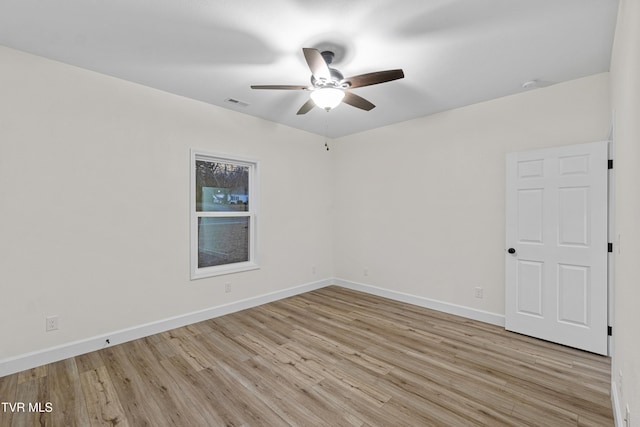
310,87,345,111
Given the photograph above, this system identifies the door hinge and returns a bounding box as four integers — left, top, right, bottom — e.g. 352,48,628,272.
608,243,613,253
608,326,613,336
608,159,613,169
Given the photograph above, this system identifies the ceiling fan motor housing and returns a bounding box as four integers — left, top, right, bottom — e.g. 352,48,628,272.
311,70,347,88
310,51,348,89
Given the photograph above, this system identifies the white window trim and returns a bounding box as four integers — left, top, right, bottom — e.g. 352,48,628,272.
190,150,259,280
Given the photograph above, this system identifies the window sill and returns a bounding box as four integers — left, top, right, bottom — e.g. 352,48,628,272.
191,262,259,280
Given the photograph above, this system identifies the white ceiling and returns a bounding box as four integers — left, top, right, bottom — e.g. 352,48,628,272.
0,0,619,138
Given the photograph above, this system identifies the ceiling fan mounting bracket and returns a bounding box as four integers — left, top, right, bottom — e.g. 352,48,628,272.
320,51,335,65
309,51,349,89
308,38,352,65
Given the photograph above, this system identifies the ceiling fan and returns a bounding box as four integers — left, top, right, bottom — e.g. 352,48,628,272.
251,48,404,114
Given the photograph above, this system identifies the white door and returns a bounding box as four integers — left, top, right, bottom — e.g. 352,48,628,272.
505,141,608,355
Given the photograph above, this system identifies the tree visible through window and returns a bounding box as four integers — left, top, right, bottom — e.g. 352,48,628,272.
191,151,258,279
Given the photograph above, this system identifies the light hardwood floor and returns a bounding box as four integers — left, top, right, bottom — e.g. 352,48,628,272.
0,286,613,426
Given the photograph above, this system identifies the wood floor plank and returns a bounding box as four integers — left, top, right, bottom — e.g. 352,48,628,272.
13,376,50,427
317,359,392,409
80,365,129,427
0,286,613,426
124,339,202,425
220,356,331,426
0,372,18,427
16,366,47,385
161,328,215,372
159,356,236,426
99,345,169,426
232,306,295,346
48,358,91,427
196,327,255,362
74,349,106,374
161,355,239,426
313,377,406,426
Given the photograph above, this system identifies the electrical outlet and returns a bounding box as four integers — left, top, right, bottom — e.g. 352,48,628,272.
474,287,484,299
364,268,369,277
625,405,631,427
45,315,59,332
225,283,231,293
312,266,316,275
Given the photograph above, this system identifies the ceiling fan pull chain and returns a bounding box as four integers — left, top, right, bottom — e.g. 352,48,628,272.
324,117,330,151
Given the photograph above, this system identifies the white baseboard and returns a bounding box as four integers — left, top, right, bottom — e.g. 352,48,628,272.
611,380,624,427
1,277,505,378
0,278,332,378
333,278,505,327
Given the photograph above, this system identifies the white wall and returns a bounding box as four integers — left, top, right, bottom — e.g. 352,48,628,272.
610,0,640,422
332,73,611,318
0,46,334,366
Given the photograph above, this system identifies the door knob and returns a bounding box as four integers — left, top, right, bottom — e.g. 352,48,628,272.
507,248,516,254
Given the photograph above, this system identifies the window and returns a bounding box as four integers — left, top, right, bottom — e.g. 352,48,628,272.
191,150,258,279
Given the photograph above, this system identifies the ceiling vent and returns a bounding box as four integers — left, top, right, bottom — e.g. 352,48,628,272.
224,98,249,107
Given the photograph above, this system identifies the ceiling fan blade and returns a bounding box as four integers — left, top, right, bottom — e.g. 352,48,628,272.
343,92,375,111
344,69,405,89
251,85,309,90
303,48,331,81
296,98,316,115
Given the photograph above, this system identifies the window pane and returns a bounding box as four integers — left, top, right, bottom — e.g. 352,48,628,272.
198,217,249,268
196,160,249,212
